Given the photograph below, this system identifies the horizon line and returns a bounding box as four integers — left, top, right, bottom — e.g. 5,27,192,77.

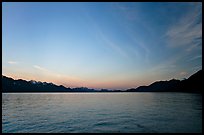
2,69,200,91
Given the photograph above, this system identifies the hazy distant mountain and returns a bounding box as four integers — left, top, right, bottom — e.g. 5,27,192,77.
2,70,202,93
127,70,202,93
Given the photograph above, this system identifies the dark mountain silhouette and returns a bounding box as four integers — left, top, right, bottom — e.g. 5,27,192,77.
127,79,181,92
127,70,202,93
2,76,72,92
178,69,203,93
2,69,202,93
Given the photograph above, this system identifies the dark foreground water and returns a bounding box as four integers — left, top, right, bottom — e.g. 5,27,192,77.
2,92,202,133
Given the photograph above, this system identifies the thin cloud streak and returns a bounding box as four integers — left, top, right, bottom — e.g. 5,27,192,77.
98,30,130,59
188,55,202,61
33,65,48,72
113,3,151,64
85,11,130,59
32,65,87,88
8,61,18,64
165,3,202,51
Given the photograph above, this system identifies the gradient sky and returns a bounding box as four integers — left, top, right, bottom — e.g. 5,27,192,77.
2,2,202,90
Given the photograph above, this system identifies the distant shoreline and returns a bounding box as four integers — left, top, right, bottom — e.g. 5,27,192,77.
2,70,202,93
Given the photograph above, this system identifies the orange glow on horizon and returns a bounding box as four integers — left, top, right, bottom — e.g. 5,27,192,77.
2,72,152,90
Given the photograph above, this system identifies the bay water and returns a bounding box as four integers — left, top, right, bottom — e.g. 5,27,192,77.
2,92,202,133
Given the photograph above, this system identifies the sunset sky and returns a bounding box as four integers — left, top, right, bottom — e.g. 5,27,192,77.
2,2,202,90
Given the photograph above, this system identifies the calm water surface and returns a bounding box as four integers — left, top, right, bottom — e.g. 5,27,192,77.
2,92,202,133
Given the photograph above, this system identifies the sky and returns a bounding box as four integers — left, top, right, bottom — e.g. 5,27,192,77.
2,2,202,90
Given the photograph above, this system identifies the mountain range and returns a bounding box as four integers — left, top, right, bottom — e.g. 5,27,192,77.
2,69,202,93
127,69,202,93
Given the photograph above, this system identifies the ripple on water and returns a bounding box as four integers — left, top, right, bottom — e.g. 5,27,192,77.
2,93,202,133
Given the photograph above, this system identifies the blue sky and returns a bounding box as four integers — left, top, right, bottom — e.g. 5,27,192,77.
2,2,202,90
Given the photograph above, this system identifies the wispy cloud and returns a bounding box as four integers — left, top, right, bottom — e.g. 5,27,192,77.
154,3,203,77
165,3,202,51
188,54,202,61
113,2,139,21
97,30,129,59
150,56,177,73
112,3,152,64
33,65,84,87
33,65,61,77
128,34,150,64
8,61,18,64
33,65,48,72
85,11,129,59
33,65,63,78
